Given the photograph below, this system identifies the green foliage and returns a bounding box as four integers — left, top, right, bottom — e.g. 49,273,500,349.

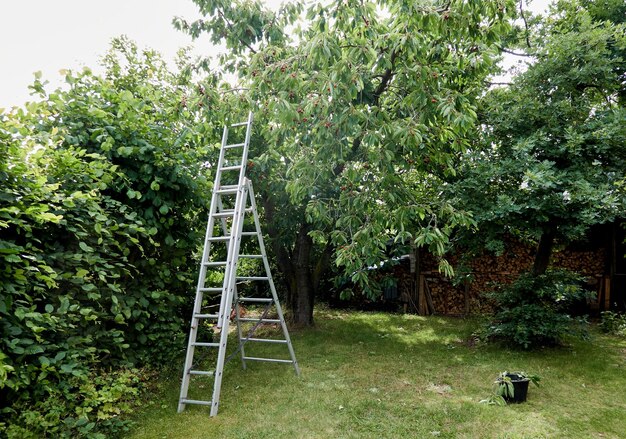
2,369,142,439
599,311,626,336
180,0,517,309
483,270,591,348
0,38,218,436
453,0,626,258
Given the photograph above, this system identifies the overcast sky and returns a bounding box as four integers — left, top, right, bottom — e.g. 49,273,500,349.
0,0,550,110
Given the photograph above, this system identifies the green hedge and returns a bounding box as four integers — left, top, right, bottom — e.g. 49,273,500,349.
0,39,221,437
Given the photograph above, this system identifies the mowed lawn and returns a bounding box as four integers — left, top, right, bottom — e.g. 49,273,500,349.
129,308,626,439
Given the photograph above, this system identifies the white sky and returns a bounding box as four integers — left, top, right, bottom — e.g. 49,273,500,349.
0,0,550,110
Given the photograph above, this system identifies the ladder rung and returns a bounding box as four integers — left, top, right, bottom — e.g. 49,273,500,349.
237,276,269,281
213,211,235,218
208,236,230,242
220,165,243,171
240,255,263,259
181,399,213,406
239,317,280,323
213,207,253,218
194,313,219,319
188,370,215,376
215,185,239,195
231,121,248,127
199,287,223,293
192,342,220,347
203,261,228,267
224,142,245,149
242,356,293,364
238,297,273,303
244,338,288,344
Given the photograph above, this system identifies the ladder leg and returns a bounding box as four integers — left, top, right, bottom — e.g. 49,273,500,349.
211,185,248,415
246,182,301,376
178,292,204,412
233,286,247,370
210,303,232,417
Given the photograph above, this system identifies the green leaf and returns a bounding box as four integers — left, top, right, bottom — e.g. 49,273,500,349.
79,242,94,253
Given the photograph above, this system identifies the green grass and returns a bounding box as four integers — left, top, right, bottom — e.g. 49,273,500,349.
128,308,626,438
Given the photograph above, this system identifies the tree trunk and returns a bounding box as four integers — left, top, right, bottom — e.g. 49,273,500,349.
288,225,315,326
532,227,556,276
262,198,318,326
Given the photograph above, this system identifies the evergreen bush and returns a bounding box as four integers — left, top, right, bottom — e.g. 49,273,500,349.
483,270,591,348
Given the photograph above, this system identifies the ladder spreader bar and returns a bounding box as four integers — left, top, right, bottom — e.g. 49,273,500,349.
230,122,248,127
242,356,294,364
239,317,281,323
237,276,269,281
238,297,273,303
244,338,288,344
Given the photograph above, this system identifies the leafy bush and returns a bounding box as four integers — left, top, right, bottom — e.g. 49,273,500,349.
483,270,591,348
1,369,143,439
600,311,626,336
1,39,221,436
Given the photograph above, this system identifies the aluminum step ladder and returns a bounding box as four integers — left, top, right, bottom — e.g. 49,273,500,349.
178,111,300,417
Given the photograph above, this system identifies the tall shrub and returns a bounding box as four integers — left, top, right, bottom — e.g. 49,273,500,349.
1,39,221,436
484,270,591,348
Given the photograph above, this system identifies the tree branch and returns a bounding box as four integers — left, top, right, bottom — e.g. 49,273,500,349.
373,50,400,103
519,0,532,49
218,10,258,55
332,49,400,177
486,81,513,86
499,47,535,57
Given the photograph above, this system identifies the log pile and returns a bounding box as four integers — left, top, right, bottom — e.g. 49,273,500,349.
400,240,607,316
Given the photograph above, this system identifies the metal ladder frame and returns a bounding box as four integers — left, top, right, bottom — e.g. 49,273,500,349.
178,112,300,417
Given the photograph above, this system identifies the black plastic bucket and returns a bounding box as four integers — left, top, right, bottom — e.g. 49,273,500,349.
504,374,530,403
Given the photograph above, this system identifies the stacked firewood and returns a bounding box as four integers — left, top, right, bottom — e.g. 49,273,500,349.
406,241,607,316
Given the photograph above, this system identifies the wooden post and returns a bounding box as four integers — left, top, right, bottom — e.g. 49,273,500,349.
463,278,470,315
424,278,435,315
604,276,611,311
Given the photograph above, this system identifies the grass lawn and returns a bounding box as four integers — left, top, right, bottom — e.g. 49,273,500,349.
128,307,626,439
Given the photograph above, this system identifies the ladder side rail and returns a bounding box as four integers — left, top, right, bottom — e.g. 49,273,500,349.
246,181,301,376
202,122,231,305
214,124,230,190
210,184,250,416
218,199,246,369
235,112,254,189
178,216,213,412
216,111,254,327
216,216,237,328
232,286,247,370
178,130,228,411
